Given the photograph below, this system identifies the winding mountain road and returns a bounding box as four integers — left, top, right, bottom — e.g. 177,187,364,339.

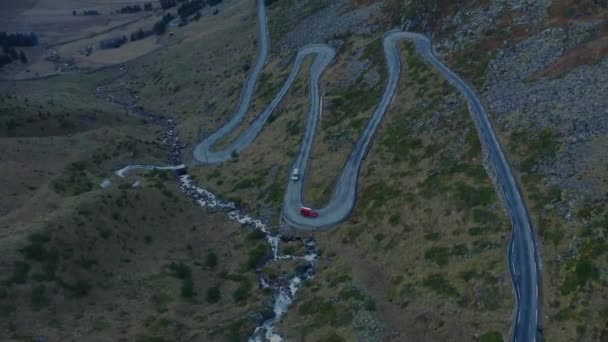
191,1,540,341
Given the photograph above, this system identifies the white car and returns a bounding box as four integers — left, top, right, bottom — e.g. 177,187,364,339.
291,168,299,181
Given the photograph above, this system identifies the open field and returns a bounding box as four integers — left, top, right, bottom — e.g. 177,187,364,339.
1,0,169,79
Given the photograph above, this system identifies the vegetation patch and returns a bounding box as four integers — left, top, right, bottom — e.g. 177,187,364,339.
509,127,559,172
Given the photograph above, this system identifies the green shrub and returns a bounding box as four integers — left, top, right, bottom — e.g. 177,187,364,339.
542,226,565,246
468,226,489,236
232,285,250,303
8,261,30,284
479,331,503,342
511,127,559,173
420,172,448,198
232,177,263,191
561,257,599,295
246,244,269,269
424,246,451,266
321,332,345,342
298,296,352,327
38,248,59,281
388,214,401,226
169,262,191,279
31,284,49,311
206,287,221,303
424,232,440,241
169,262,195,299
360,181,400,217
472,208,498,224
205,252,218,269
452,181,495,207
422,273,458,297
59,278,92,297
0,303,16,318
554,307,575,321
247,229,266,240
261,182,283,206
181,277,194,299
338,286,365,301
22,233,51,261
451,244,469,257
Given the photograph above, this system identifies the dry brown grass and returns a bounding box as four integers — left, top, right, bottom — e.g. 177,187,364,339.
54,13,163,69
531,21,608,79
1,0,166,79
548,0,608,25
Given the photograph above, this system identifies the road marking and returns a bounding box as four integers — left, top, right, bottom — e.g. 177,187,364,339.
319,96,323,121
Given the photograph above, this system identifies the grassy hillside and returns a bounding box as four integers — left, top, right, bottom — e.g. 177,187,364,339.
184,31,514,339
0,175,271,341
0,69,275,340
3,0,607,340
276,42,512,341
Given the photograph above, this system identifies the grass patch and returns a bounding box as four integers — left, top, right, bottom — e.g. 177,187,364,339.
561,257,600,295
232,283,251,303
31,284,50,311
509,127,559,173
6,261,30,285
206,286,221,303
52,161,93,196
479,331,503,342
452,181,496,207
360,181,400,219
422,273,459,297
424,246,451,266
246,243,270,270
298,296,352,328
168,262,195,299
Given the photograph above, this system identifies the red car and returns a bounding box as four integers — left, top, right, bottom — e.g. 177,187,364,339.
299,207,318,218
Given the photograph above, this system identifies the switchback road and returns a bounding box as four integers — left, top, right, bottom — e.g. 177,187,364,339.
190,1,540,341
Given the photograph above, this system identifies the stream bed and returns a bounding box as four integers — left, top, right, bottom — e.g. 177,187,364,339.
101,70,317,341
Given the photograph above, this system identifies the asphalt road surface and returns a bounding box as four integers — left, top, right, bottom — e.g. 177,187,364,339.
191,1,540,341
